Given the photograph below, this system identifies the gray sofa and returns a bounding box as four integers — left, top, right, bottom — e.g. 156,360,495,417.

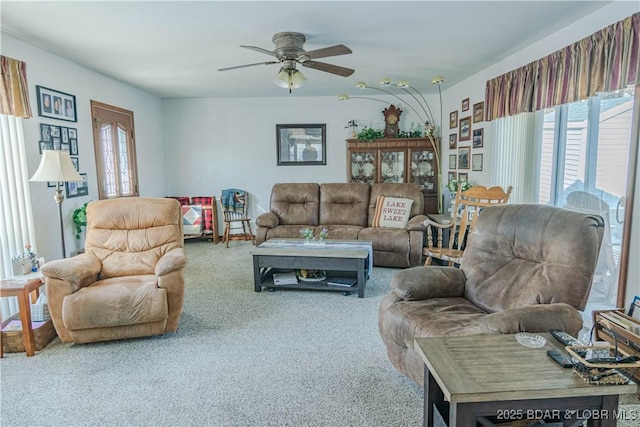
255,183,427,268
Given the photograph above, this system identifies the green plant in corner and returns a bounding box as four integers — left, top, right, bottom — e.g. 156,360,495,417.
72,202,89,239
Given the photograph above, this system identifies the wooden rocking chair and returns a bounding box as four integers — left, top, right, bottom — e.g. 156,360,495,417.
423,185,512,266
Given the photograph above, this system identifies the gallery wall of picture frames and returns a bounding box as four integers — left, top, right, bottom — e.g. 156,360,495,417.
447,98,485,176
35,85,87,197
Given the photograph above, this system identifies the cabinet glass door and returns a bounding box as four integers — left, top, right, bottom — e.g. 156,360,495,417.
409,149,436,190
380,150,405,183
350,151,376,184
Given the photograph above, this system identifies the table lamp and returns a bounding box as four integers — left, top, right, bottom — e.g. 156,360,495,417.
30,150,82,258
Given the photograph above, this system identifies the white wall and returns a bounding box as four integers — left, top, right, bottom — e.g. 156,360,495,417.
1,34,165,261
162,93,438,219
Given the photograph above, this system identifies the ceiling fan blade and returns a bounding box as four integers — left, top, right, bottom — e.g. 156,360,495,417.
303,44,352,60
301,60,355,77
218,61,278,72
240,45,278,57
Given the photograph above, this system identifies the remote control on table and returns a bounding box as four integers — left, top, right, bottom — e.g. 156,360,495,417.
547,350,573,368
549,329,582,347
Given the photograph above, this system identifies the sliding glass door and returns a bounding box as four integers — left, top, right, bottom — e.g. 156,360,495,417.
538,87,635,309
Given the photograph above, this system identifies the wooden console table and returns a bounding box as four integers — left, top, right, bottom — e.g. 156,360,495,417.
415,333,636,426
0,276,46,357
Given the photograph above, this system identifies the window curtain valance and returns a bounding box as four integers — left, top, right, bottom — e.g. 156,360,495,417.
0,55,32,119
485,12,639,121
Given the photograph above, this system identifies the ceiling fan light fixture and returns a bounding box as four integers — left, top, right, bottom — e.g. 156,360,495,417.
338,94,350,100
274,68,291,88
290,69,307,88
379,77,391,87
396,80,410,88
355,81,368,89
431,75,445,85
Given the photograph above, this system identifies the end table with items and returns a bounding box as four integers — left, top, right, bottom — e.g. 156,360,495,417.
0,275,55,357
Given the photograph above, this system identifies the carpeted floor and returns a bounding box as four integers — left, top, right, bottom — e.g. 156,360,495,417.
1,240,638,426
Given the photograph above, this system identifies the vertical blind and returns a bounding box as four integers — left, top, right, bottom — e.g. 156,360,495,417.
486,13,639,121
1,55,35,320
490,113,539,204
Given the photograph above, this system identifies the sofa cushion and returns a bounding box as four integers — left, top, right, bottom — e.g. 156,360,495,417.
319,183,369,227
319,225,362,240
371,196,413,228
368,183,424,226
86,198,183,280
270,183,320,226
62,275,168,330
263,225,314,240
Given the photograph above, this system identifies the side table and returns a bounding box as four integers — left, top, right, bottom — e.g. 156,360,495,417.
0,276,45,357
415,333,637,426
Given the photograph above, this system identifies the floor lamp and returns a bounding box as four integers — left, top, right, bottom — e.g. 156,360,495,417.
30,150,82,258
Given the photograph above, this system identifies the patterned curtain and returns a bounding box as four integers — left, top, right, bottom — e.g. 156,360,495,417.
0,55,32,118
486,12,639,121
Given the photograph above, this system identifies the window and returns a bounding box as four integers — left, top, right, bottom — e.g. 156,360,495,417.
537,87,635,309
90,101,139,199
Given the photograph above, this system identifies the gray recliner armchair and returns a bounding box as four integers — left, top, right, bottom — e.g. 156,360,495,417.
378,204,604,386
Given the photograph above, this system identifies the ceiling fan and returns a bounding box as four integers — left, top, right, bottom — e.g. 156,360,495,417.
218,32,354,92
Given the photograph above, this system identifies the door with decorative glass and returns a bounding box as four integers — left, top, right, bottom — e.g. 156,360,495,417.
90,101,139,199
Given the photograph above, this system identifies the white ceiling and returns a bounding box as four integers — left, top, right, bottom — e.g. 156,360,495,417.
1,1,613,99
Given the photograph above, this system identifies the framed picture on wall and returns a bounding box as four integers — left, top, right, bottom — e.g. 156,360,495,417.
459,172,469,182
458,146,470,169
449,111,458,129
473,128,484,148
473,101,484,123
66,173,88,198
459,116,471,141
449,154,457,169
472,153,483,171
462,98,470,111
447,171,457,182
36,86,77,122
276,123,326,166
448,133,457,149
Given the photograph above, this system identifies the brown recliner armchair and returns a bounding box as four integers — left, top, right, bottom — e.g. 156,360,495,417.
379,204,604,386
42,197,187,344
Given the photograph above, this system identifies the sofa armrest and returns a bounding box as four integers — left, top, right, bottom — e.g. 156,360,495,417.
155,248,187,276
41,253,101,293
473,303,584,336
406,214,428,231
256,212,280,228
390,266,466,301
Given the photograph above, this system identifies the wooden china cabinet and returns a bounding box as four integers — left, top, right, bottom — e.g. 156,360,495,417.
346,137,439,214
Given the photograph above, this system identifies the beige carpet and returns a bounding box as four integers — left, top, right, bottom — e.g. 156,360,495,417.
1,239,637,426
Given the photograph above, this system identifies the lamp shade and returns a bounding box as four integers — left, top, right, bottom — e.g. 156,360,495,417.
289,70,306,88
30,150,82,182
274,68,291,88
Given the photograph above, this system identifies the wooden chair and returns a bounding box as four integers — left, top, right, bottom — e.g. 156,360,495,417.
423,185,512,266
221,188,255,248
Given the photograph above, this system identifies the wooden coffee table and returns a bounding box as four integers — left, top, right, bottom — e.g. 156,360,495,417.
415,333,637,427
252,239,372,298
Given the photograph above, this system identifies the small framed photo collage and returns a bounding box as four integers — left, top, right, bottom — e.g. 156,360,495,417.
448,98,485,179
36,86,87,197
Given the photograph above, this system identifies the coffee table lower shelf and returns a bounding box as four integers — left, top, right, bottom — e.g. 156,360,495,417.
257,268,361,296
